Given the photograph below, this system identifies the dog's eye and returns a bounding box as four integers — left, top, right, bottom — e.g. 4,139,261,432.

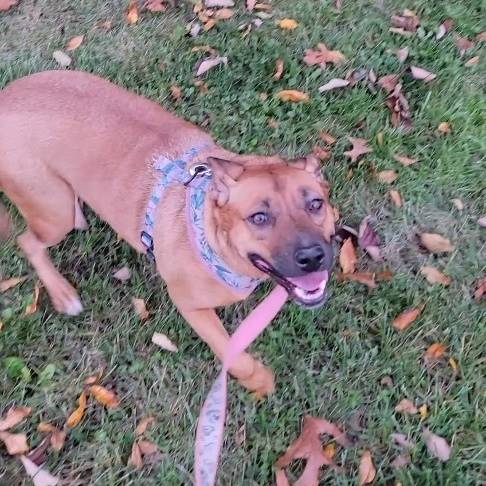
308,198,324,212
249,212,269,226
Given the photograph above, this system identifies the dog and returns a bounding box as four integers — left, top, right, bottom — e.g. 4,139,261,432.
0,70,335,396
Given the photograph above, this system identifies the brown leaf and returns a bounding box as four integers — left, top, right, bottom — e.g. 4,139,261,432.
377,170,398,184
339,238,357,274
378,74,400,93
322,442,336,459
83,369,103,385
453,34,474,55
0,276,26,293
66,391,87,428
385,83,412,132
276,89,309,102
0,431,29,455
152,332,178,352
436,18,454,40
195,56,228,76
390,47,409,63
52,50,72,67
420,266,450,286
420,233,454,253
66,35,84,51
395,398,418,414
24,282,41,315
138,439,159,455
205,0,234,6
318,78,350,92
337,272,377,288
303,43,345,67
214,8,234,19
319,131,336,145
392,304,424,330
476,31,486,42
132,297,149,320
88,385,120,408
272,58,284,80
278,18,298,30
391,432,415,449
358,216,381,261
424,342,447,360
359,450,376,485
194,80,208,92
126,0,139,24
465,56,480,67
389,189,403,207
0,0,18,11
437,121,452,133
134,416,155,436
275,415,351,486
391,9,419,32
0,407,32,432
144,0,167,12
393,154,417,166
343,137,372,162
235,424,246,446
410,66,437,82
391,452,411,469
113,265,132,281
473,278,486,301
422,428,451,461
37,423,66,452
312,145,331,161
451,198,464,210
20,456,59,486
168,85,182,101
128,441,143,469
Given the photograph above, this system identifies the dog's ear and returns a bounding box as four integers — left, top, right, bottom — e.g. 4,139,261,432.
207,157,245,206
291,154,323,179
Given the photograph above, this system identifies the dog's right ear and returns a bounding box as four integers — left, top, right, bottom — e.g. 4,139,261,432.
207,157,245,206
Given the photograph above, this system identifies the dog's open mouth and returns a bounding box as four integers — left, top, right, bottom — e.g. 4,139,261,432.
248,254,329,308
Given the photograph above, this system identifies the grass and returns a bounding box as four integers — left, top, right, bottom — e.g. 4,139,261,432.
1,0,485,484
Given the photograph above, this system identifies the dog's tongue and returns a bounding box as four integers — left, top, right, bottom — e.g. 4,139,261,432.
288,270,328,291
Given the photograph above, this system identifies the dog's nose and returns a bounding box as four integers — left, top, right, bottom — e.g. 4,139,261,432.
294,244,325,273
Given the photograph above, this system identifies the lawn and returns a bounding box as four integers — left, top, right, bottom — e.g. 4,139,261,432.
1,0,485,485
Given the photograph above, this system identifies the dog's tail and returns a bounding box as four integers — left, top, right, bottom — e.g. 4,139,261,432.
0,198,13,240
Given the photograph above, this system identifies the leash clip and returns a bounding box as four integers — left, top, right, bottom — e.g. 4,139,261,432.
184,163,212,186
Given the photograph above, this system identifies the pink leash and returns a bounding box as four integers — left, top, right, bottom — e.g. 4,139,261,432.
194,285,288,486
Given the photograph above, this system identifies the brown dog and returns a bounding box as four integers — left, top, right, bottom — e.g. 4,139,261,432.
0,71,335,395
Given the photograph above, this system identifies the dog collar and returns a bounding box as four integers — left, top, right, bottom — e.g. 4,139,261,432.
141,146,261,293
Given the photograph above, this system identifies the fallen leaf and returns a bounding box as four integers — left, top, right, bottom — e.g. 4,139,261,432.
410,66,437,82
205,0,234,6
359,450,376,485
395,399,418,414
24,282,41,315
83,369,103,385
465,56,480,67
132,297,149,320
343,137,372,162
138,439,159,455
214,8,234,19
476,31,486,42
422,428,451,461
0,0,17,11
235,424,246,445
37,423,66,451
128,441,143,469
272,58,284,80
66,391,87,428
189,21,202,37
420,266,450,286
303,43,345,67
318,78,350,92
20,456,59,486
345,67,369,86
134,416,155,437
339,238,357,274
391,452,411,469
391,47,409,63
420,233,454,253
385,83,412,132
381,375,394,387
477,216,486,227
378,74,400,93
88,385,120,408
0,407,32,432
66,35,84,51
312,145,331,161
0,431,29,455
52,50,72,67
419,404,428,419
276,89,309,102
474,278,486,301
278,18,298,30
391,9,419,32
195,56,228,76
322,442,336,459
203,20,215,32
437,121,452,133
126,0,139,24
144,0,167,12
451,198,464,210
377,170,398,184
392,304,425,330
391,433,415,449
358,216,381,261
0,276,26,293
337,272,376,288
393,154,417,166
113,266,131,281
26,436,50,466
449,357,458,371
319,131,336,145
275,415,351,486
151,332,178,352
389,189,403,207
436,18,454,40
246,0,256,11
194,80,208,92
453,34,474,55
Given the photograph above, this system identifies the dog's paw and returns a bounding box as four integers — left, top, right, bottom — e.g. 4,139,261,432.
238,362,275,397
49,280,83,316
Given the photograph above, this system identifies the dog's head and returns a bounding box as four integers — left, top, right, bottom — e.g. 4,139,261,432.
206,155,335,308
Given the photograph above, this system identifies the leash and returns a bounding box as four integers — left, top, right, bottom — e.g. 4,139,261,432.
194,285,288,486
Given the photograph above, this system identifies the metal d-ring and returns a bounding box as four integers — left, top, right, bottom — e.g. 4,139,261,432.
184,163,212,186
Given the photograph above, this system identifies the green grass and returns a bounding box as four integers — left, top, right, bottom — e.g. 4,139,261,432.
1,0,485,484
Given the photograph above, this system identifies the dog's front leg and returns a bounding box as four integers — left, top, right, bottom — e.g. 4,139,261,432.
178,307,275,396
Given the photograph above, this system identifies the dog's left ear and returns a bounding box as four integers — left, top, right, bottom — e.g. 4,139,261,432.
292,154,323,179
207,157,245,206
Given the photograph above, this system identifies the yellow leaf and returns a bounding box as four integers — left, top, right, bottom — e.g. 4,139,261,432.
339,238,357,274
359,450,376,485
24,282,41,315
392,304,425,330
420,233,454,253
419,404,428,419
323,442,336,459
66,391,87,428
420,266,451,286
132,297,149,320
66,35,84,51
0,407,32,432
278,18,298,30
276,89,309,102
448,357,458,371
0,276,26,293
126,0,139,24
424,342,447,360
89,385,120,408
0,431,29,455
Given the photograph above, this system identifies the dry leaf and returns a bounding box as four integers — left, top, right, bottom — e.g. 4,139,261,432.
465,56,480,67
391,433,415,449
88,385,120,408
395,399,418,414
339,238,357,274
393,154,417,166
378,74,400,93
303,43,345,67
337,272,377,288
0,407,32,432
138,439,159,455
0,276,26,293
359,450,376,485
437,121,452,133
195,56,227,76
391,9,419,32
276,89,309,102
144,0,167,12
377,170,398,183
275,415,351,486
343,137,372,162
246,0,256,11
322,442,336,459
436,18,454,40
476,31,486,42
318,78,350,92
128,441,143,469
391,452,411,469
278,18,298,30
420,233,454,253
135,416,155,436
132,297,149,320
473,278,486,301
205,0,234,6
20,456,59,486
451,198,464,210
84,369,103,385
0,431,29,455
272,58,284,80
389,190,402,207
203,19,217,30
214,8,234,19
319,131,336,145
410,66,437,82
392,304,424,330
66,391,87,428
152,332,178,352
419,404,427,419
477,216,486,227
52,50,71,67
113,266,131,281
358,216,381,261
425,342,447,360
453,34,473,55
66,35,84,51
194,79,208,92
235,424,246,446
0,0,17,11
26,436,50,466
449,357,458,371
24,282,41,315
422,428,451,461
391,47,409,63
37,423,66,452
312,145,331,161
420,266,450,286
126,0,139,24
385,83,412,132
